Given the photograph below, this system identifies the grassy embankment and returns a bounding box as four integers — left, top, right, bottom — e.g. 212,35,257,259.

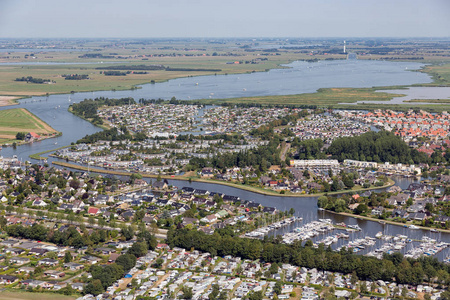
0,108,59,145
28,145,71,160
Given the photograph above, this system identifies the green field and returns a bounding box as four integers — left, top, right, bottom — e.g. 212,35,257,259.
0,108,58,143
0,291,77,300
419,63,450,86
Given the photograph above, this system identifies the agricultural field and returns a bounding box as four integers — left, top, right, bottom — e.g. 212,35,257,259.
0,40,317,97
0,108,58,143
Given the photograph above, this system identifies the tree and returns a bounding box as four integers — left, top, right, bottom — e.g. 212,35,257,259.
16,132,26,140
247,291,263,300
350,271,358,285
64,251,73,263
273,281,282,295
208,284,220,300
115,254,137,274
343,175,355,189
181,286,193,300
84,279,104,295
440,291,450,300
354,204,368,215
121,225,135,240
154,258,164,269
127,241,148,258
269,262,279,274
359,282,368,294
218,291,228,300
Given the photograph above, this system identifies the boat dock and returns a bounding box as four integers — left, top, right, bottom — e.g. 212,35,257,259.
244,216,301,238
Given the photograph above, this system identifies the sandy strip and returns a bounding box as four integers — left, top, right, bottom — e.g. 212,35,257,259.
0,96,19,107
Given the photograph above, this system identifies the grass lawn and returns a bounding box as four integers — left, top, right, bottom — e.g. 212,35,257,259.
0,291,77,300
0,108,58,143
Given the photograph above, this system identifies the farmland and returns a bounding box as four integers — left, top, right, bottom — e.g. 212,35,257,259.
0,108,59,144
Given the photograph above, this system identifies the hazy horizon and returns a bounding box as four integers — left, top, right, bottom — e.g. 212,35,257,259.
1,0,449,39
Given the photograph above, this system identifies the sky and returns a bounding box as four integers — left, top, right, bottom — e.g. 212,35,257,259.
0,0,449,38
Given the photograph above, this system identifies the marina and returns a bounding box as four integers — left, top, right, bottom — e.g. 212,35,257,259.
281,220,335,244
244,216,301,238
405,238,449,259
277,219,450,261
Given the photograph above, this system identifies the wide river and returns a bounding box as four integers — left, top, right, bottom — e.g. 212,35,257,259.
0,59,449,257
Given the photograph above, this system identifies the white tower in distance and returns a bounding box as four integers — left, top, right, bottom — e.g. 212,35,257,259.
343,40,346,53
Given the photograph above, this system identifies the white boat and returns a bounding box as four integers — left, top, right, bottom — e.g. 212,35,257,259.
318,218,332,224
409,225,419,229
375,231,383,238
348,224,362,231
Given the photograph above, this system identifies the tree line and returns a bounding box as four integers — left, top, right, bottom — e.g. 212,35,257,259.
15,76,52,84
96,64,165,71
167,228,450,286
326,131,431,164
71,97,136,120
62,74,89,80
187,138,282,172
77,127,132,144
3,222,109,249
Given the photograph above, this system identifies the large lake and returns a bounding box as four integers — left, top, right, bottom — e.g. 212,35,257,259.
122,59,433,100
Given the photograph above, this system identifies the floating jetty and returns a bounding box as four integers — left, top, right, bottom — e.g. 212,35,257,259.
281,220,335,244
366,234,410,259
404,238,449,259
313,233,349,247
338,237,376,253
244,216,301,238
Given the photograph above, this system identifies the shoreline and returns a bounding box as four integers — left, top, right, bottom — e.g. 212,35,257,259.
0,59,447,109
51,160,395,198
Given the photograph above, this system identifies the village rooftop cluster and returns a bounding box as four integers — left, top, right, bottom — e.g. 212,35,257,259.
339,110,450,157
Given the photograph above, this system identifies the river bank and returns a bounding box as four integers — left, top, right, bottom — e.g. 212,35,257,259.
51,161,395,198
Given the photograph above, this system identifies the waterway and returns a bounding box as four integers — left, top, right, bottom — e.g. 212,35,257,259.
365,86,450,105
162,177,449,261
0,59,449,256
